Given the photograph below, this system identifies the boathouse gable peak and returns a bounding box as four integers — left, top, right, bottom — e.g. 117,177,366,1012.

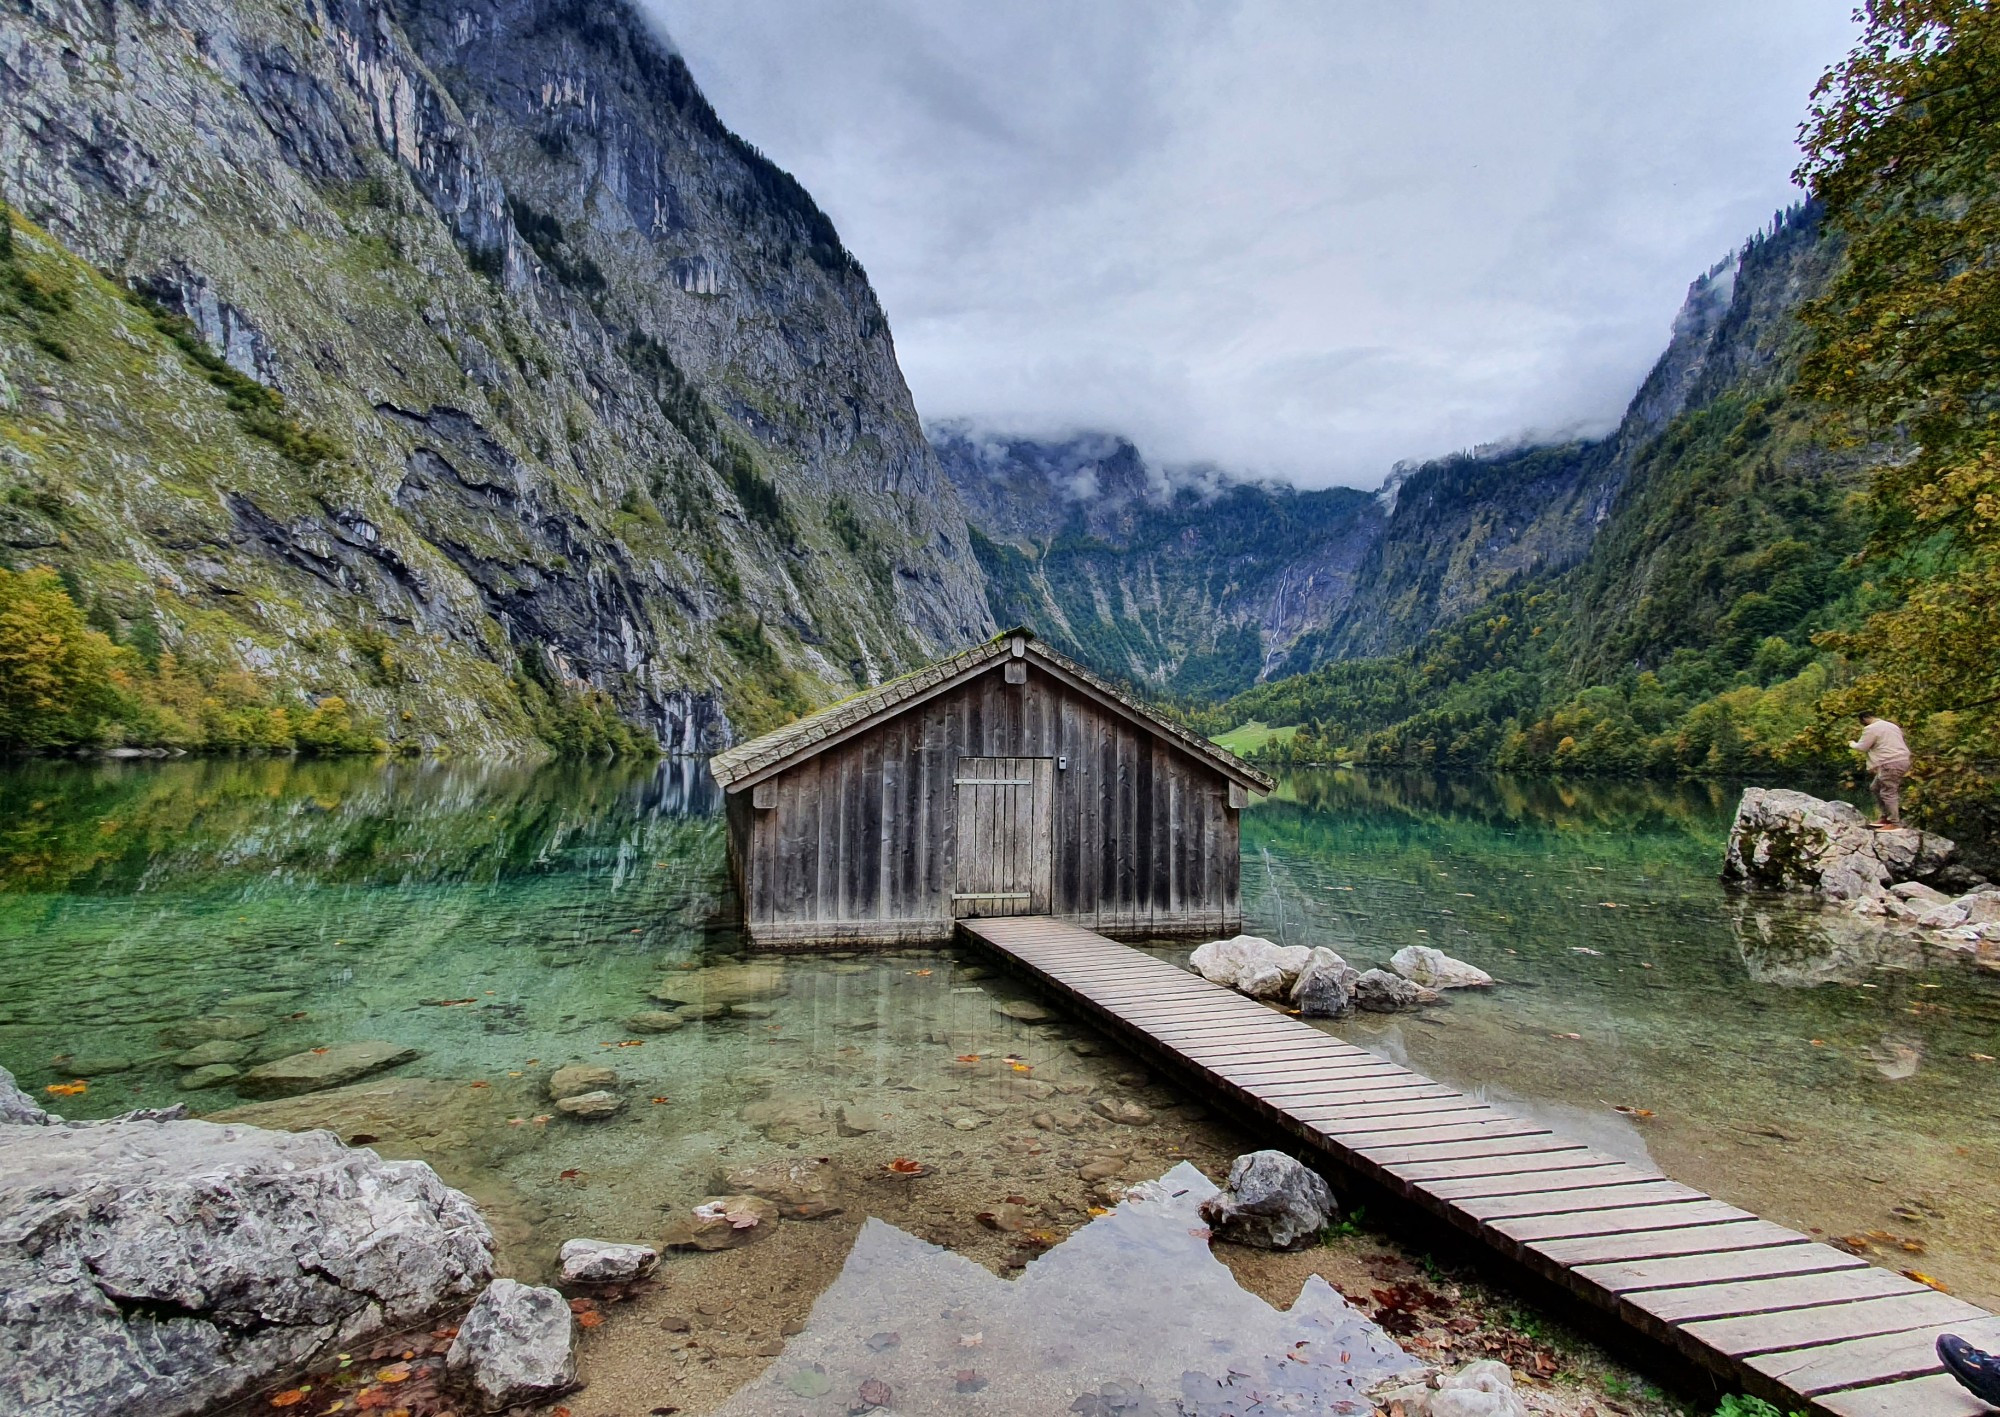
709,629,1275,796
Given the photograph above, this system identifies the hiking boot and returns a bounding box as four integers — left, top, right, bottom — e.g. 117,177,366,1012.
1939,1334,2000,1404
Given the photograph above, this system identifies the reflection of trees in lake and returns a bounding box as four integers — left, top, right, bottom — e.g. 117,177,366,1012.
0,757,723,894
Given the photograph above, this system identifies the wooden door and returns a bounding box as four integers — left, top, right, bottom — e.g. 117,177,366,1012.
951,756,1054,917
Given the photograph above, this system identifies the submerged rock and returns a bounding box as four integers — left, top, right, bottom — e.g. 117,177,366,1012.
235,1041,418,1099
1389,945,1493,989
663,1194,781,1250
994,999,1054,1023
446,1278,577,1412
1291,947,1360,1017
558,1238,659,1285
650,963,789,1009
548,1064,617,1100
173,1040,252,1067
1198,1150,1336,1251
624,1010,685,1033
0,1114,492,1417
1092,1097,1152,1126
179,1063,243,1090
164,1015,270,1046
62,1055,134,1076
555,1090,624,1120
722,1157,841,1217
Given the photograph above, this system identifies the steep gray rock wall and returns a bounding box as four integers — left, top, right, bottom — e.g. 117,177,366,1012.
0,0,991,751
935,426,1381,697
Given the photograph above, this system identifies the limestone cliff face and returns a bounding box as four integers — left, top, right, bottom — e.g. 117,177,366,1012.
0,0,991,751
935,424,1382,698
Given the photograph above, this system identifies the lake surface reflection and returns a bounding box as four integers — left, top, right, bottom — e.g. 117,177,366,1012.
1229,769,2000,1305
1,756,1995,1357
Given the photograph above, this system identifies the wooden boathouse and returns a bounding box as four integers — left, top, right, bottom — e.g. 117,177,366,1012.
710,629,1274,947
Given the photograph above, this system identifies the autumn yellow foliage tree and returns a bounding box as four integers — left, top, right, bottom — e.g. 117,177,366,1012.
0,567,130,749
1797,0,2000,841
0,565,385,754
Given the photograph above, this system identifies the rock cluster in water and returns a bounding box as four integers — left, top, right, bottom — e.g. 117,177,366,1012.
1189,934,1479,1015
0,1100,493,1417
1724,789,1997,950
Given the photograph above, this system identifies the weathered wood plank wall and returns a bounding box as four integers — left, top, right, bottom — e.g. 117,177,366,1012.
734,664,1240,945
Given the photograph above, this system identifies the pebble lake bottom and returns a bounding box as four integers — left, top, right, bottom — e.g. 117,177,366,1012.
2,757,1996,1409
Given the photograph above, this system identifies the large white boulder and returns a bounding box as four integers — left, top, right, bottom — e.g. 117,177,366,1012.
1390,945,1493,989
0,1064,49,1125
1190,935,1313,997
0,1114,493,1417
1723,788,1958,900
445,1278,577,1411
1197,1150,1336,1250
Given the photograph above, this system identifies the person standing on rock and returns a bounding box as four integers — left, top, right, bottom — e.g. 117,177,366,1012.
1848,713,1913,829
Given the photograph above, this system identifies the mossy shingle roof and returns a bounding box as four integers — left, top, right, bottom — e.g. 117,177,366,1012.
709,629,1275,793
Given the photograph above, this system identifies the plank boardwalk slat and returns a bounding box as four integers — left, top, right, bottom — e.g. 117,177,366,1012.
1749,1313,2000,1396
1681,1291,1984,1357
957,917,1994,1417
1632,1267,1929,1324
1573,1243,1870,1294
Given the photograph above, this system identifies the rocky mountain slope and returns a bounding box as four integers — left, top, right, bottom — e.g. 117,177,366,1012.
942,207,1834,706
1208,204,1878,780
0,0,991,753
934,424,1381,698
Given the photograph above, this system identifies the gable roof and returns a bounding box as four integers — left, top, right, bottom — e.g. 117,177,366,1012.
709,628,1276,794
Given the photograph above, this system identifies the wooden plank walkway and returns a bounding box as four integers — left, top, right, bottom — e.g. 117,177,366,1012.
958,916,1999,1417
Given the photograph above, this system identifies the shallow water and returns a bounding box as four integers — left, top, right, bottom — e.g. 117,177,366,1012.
1230,770,2000,1306
1,756,1996,1381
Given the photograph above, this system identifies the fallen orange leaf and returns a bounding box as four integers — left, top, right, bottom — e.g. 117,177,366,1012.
1009,1062,1033,1073
468,1081,490,1089
45,1081,88,1097
956,1054,981,1063
375,1362,411,1383
576,1310,604,1328
912,969,933,976
886,1158,925,1175
651,1096,669,1104
270,1390,307,1408
310,1047,330,1055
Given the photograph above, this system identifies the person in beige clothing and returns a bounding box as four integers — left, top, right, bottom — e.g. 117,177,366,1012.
1849,713,1913,828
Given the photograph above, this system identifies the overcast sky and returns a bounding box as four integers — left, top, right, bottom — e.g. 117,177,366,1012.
648,2,1858,488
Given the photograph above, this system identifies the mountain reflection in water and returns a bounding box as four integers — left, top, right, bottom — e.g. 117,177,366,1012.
715,1163,1415,1417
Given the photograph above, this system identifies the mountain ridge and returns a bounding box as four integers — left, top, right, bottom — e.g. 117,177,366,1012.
0,0,992,754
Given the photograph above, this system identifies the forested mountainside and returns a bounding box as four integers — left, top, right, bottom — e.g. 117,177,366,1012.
1208,205,1881,780
934,424,1381,699
0,0,991,756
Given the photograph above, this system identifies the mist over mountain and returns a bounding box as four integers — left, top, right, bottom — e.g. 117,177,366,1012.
939,204,1846,720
